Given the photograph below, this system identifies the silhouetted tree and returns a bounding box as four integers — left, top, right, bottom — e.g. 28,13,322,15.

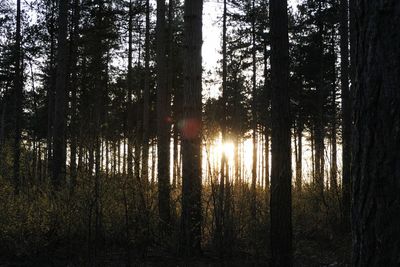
269,0,292,265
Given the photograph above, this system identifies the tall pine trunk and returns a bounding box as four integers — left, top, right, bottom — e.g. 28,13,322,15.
340,0,351,229
52,0,69,188
156,0,171,229
352,1,400,265
13,0,22,192
251,0,258,221
269,0,292,265
69,0,81,191
141,0,150,186
127,0,134,179
216,0,227,255
181,0,203,256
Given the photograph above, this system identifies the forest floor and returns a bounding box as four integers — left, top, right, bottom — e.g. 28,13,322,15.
0,234,350,267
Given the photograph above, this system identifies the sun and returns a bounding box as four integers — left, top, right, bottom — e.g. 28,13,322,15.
214,140,235,162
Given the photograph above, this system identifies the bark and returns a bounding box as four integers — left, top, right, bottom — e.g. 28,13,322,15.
52,0,69,188
0,102,6,172
127,0,134,179
181,0,203,256
314,0,325,195
141,0,150,186
156,0,171,229
352,1,400,266
13,0,22,192
269,0,292,265
216,0,227,255
135,24,142,182
47,0,56,178
69,0,81,191
295,120,302,192
251,0,258,220
341,0,351,229
330,30,338,191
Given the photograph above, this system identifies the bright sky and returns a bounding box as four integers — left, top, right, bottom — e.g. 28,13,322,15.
202,0,299,98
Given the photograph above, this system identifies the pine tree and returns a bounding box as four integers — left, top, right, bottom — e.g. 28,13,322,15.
181,0,203,257
269,0,292,265
352,1,400,265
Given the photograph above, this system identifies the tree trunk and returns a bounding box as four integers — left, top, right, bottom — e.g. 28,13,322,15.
314,0,325,195
340,0,351,229
156,0,171,230
216,0,227,255
69,0,81,191
352,1,400,265
269,0,292,265
251,0,258,221
52,0,69,189
181,0,203,257
13,0,22,193
47,0,57,179
141,0,150,186
127,0,134,179
295,120,302,192
330,30,338,192
135,25,142,183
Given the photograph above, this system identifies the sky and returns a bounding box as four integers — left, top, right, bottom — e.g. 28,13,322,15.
202,0,299,98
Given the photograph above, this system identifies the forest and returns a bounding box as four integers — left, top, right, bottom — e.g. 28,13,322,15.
0,0,399,266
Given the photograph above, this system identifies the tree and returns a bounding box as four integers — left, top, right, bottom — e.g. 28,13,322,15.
13,0,22,193
68,0,81,190
215,0,227,255
52,0,69,188
339,0,350,228
141,0,151,202
352,1,400,265
156,0,171,230
181,0,203,257
269,0,292,265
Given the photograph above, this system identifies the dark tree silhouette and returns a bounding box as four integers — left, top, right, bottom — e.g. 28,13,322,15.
13,0,22,193
181,0,203,257
269,0,292,265
352,1,400,265
52,0,69,188
156,0,171,230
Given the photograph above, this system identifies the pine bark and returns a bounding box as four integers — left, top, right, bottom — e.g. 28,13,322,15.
127,0,134,179
352,1,400,265
13,0,22,192
141,0,150,185
251,0,258,220
341,0,351,228
156,0,171,229
181,0,203,256
69,0,81,191
52,0,69,188
269,0,292,265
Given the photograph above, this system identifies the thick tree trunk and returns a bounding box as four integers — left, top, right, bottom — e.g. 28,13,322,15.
181,0,203,257
352,1,400,266
269,0,292,265
52,0,69,188
156,0,171,230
